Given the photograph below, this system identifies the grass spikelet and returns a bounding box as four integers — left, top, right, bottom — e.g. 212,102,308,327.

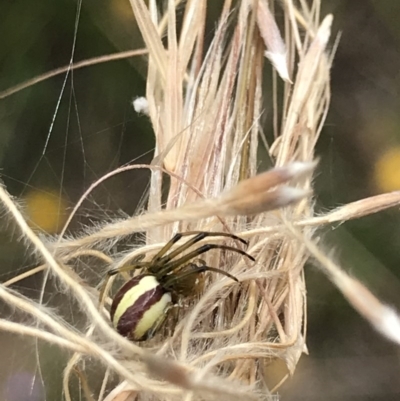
2,1,400,401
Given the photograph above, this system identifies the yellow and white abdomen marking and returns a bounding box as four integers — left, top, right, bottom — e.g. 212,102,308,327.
110,274,172,341
112,275,159,327
134,291,172,339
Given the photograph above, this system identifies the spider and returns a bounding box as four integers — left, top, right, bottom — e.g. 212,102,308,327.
101,231,255,341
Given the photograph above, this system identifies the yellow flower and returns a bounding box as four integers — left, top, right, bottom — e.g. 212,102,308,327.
374,147,400,192
24,190,67,234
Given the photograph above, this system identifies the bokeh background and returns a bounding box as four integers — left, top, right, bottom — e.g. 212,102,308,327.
1,1,400,400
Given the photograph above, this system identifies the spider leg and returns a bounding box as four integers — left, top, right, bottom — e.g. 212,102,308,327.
153,231,248,265
162,264,239,290
157,244,254,278
150,232,188,263
173,231,248,246
107,261,150,277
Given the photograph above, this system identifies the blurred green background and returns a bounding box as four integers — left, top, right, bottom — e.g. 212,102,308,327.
1,0,400,400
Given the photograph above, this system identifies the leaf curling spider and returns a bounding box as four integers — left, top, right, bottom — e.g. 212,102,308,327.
101,231,255,341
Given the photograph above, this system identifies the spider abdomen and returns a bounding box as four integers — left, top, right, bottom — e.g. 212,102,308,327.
110,274,172,341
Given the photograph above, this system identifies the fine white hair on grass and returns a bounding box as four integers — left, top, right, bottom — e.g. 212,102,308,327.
1,1,400,401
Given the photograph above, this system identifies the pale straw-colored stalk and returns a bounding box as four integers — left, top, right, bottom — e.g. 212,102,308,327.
1,1,400,401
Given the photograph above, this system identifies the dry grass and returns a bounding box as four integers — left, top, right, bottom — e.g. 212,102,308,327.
1,1,400,400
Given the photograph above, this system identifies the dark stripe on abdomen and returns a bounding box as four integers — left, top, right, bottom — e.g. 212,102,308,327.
116,281,165,339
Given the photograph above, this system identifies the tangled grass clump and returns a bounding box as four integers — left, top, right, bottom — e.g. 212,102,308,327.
2,1,400,401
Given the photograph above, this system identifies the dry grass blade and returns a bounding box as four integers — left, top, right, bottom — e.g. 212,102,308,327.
128,0,168,82
303,191,400,224
0,49,148,100
256,0,291,82
287,223,400,345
